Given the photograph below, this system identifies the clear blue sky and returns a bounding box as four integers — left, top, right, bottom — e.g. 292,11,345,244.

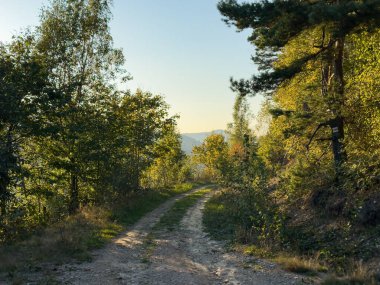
0,0,262,133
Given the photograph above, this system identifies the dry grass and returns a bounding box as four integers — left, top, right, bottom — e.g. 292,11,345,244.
233,244,275,259
273,255,328,276
321,261,379,285
0,182,198,283
0,206,121,273
233,244,329,277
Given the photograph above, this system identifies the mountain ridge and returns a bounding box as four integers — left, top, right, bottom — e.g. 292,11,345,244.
181,130,227,154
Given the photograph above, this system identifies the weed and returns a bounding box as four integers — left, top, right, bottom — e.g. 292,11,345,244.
273,256,328,276
141,233,157,264
234,244,274,259
154,188,212,231
203,191,236,241
203,189,330,278
321,261,379,285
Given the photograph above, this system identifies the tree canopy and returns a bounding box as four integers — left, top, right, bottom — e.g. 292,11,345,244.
0,0,186,243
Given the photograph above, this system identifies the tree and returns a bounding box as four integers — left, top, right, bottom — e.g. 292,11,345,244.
218,0,380,174
0,0,185,243
225,94,265,187
192,134,229,181
35,0,126,213
227,95,251,147
115,90,176,191
0,35,51,216
141,123,185,189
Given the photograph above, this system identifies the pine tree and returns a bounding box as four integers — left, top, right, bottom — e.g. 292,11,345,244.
217,0,380,172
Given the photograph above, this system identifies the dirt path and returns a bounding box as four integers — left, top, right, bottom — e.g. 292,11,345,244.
54,187,310,285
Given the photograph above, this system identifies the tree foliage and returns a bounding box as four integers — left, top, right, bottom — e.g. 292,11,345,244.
0,0,184,243
218,0,380,94
216,0,380,269
192,133,229,181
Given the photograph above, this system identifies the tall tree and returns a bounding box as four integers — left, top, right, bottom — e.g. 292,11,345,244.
141,122,184,189
193,134,229,180
218,0,380,173
227,95,251,147
36,0,126,213
117,90,174,191
0,35,51,216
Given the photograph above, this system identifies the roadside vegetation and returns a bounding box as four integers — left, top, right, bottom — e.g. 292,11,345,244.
200,1,380,284
0,183,196,276
0,0,199,279
155,187,212,231
1,0,380,284
141,186,212,263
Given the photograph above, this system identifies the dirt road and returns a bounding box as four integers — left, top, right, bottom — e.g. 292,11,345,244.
55,187,309,285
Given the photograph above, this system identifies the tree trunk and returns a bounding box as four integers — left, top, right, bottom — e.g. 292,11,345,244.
69,173,79,214
321,32,347,178
0,172,9,217
0,125,15,216
331,36,347,171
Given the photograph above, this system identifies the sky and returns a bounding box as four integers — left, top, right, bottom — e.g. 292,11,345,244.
0,0,262,133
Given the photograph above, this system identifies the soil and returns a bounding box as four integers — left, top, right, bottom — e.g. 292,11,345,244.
13,186,314,284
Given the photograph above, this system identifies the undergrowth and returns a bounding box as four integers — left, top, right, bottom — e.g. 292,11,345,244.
0,182,196,280
139,186,213,264
203,189,380,285
154,187,212,231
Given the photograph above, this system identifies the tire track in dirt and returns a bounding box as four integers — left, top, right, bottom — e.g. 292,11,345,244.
53,186,209,285
47,186,313,284
128,191,311,285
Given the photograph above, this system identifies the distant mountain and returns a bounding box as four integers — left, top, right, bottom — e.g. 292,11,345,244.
181,135,201,154
182,129,226,142
181,130,227,154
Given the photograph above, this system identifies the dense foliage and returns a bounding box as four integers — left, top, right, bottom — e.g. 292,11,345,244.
0,0,186,243
208,0,380,277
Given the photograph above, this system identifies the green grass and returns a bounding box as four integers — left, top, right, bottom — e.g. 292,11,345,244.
141,232,157,264
203,190,330,278
203,190,380,285
235,244,275,259
154,187,212,231
113,182,197,227
139,186,212,263
203,191,237,241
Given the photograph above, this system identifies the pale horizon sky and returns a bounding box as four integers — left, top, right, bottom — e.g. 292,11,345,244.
0,0,262,133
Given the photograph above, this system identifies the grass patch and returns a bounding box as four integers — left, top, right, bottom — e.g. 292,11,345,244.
141,233,157,264
0,182,197,281
154,187,212,231
234,244,275,259
0,207,120,270
203,190,331,278
203,187,380,283
138,186,212,264
273,255,328,276
203,191,236,241
321,261,379,285
113,182,198,227
234,244,328,276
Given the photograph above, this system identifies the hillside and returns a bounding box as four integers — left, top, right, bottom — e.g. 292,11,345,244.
181,135,201,154
181,130,227,154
